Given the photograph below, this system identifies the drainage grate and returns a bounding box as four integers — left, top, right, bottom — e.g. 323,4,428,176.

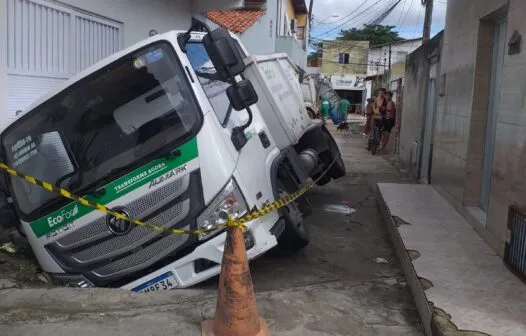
504,205,526,282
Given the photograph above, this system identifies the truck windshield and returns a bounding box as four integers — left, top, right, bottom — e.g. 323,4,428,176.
1,41,202,219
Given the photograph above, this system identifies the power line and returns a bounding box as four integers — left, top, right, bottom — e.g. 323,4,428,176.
398,0,416,32
369,0,403,25
313,0,370,27
312,0,385,39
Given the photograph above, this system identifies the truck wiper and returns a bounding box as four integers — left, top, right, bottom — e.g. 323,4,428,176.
145,147,182,162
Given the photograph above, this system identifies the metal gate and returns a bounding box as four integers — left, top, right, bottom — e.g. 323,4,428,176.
505,205,526,282
6,0,122,122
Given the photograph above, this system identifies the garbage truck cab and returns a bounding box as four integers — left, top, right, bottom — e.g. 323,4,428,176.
0,21,345,292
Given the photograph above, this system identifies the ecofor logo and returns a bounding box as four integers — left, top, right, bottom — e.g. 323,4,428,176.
47,205,79,228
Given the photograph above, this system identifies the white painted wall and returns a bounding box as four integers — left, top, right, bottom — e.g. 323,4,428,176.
241,1,277,56
0,2,7,121
58,0,193,48
367,39,422,76
192,0,244,12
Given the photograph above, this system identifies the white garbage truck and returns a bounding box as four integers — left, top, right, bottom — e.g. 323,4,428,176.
0,20,345,292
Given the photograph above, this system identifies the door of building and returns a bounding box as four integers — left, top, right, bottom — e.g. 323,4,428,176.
480,19,507,213
420,62,438,184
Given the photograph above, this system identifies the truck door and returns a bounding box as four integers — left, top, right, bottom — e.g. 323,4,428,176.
185,35,279,215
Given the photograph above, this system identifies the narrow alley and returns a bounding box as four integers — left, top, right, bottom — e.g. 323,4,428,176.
0,119,423,336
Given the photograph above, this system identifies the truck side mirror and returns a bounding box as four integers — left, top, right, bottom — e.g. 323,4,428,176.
226,80,258,111
203,28,245,82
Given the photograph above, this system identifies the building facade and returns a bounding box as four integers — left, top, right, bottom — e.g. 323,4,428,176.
367,38,422,77
201,0,309,67
0,0,252,129
401,0,526,259
320,40,369,76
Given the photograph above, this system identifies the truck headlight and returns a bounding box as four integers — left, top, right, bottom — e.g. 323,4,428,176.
197,179,248,240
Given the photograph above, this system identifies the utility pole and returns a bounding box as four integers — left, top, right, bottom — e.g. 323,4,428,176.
388,43,392,70
422,0,434,41
308,0,314,25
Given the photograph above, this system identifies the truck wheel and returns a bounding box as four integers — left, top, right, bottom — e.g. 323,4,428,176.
276,187,310,251
322,131,346,179
306,108,315,120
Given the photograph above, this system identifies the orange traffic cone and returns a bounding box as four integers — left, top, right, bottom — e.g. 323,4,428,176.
201,226,271,336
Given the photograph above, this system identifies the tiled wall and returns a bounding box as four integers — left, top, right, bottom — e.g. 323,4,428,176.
434,0,526,255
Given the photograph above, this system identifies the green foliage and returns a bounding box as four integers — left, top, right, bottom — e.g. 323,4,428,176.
337,24,404,46
308,24,404,64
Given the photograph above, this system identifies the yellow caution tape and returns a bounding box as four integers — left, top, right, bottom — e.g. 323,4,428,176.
0,157,337,235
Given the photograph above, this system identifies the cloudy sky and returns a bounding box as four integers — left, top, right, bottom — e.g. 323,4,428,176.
310,0,448,42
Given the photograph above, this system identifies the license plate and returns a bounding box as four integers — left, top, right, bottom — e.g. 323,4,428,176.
131,271,178,293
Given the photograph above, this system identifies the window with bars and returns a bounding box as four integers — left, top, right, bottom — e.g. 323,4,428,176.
338,53,350,64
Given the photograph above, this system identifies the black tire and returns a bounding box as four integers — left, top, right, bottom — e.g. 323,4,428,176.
314,174,331,186
322,131,346,179
306,108,316,120
276,186,310,252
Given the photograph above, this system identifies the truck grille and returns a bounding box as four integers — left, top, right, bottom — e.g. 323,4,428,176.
46,171,204,286
55,176,189,250
504,205,526,282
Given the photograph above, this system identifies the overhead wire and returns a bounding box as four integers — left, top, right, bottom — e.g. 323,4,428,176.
312,0,370,28
312,0,387,39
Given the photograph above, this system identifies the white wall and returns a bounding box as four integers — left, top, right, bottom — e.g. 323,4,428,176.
192,0,244,12
59,0,193,48
241,2,277,56
367,40,422,76
0,1,7,120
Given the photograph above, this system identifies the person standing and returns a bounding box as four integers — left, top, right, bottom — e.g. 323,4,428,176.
320,96,331,123
338,97,351,124
364,98,375,135
378,91,396,152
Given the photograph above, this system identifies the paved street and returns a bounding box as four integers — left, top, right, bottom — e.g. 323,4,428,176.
0,119,423,335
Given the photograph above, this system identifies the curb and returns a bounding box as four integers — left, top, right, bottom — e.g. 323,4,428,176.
375,184,433,336
375,184,492,336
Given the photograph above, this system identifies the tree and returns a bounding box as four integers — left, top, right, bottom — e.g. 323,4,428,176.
337,24,404,46
307,41,323,65
307,24,404,66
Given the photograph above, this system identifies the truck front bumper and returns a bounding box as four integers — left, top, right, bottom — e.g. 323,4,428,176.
121,216,280,291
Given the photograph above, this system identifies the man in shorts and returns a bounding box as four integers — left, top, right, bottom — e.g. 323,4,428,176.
378,90,396,152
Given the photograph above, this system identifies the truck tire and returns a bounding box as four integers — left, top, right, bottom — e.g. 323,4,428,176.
306,107,316,120
276,186,310,251
322,131,346,179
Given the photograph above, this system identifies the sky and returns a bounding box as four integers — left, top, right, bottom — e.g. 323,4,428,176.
309,0,447,44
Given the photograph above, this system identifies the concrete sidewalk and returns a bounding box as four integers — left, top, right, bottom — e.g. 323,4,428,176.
377,183,526,336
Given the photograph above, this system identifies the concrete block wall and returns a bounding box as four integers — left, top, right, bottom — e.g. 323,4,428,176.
398,32,442,179
433,0,526,255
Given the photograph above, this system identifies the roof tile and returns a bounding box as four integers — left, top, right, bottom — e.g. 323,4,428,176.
205,9,266,34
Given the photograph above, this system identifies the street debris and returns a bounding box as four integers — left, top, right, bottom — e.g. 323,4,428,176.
0,278,17,289
0,242,17,254
37,273,49,284
323,203,357,215
373,257,389,264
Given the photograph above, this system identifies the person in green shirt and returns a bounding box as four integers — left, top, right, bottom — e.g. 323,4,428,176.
338,98,351,124
320,96,331,123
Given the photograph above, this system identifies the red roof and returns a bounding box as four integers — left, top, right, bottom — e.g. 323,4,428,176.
205,9,266,34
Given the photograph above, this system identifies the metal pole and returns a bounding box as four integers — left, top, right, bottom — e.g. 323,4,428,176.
422,0,434,41
388,43,392,70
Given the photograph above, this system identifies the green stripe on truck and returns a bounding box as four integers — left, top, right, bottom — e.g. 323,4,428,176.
30,138,198,238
